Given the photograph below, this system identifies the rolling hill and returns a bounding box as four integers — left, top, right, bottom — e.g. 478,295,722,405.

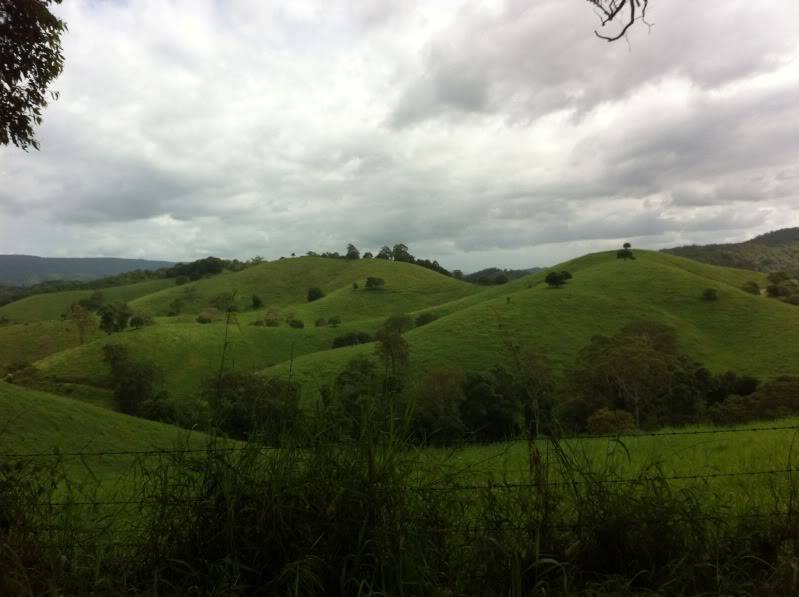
0,254,174,286
663,227,799,276
23,250,799,409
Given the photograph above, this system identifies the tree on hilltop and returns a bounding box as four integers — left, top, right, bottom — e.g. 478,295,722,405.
346,244,360,260
545,271,570,288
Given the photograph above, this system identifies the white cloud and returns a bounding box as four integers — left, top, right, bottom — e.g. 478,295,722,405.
1,0,798,270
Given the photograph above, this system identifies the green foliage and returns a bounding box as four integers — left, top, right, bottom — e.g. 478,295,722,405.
78,290,104,311
345,244,360,260
702,288,719,301
0,0,66,150
586,408,636,434
205,371,300,442
365,276,385,290
545,270,569,288
196,312,215,324
288,319,304,329
102,344,167,416
332,331,372,348
741,281,760,295
129,314,153,329
306,287,324,302
460,368,524,441
66,303,95,344
209,291,236,312
407,368,465,445
175,275,189,286
415,312,437,327
328,315,341,326
97,301,132,335
314,318,328,327
251,294,263,309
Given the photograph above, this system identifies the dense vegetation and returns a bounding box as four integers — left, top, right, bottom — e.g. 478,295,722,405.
664,227,799,277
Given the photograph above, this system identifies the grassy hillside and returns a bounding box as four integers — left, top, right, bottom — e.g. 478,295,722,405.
0,278,174,322
264,251,795,401
0,320,99,367
663,227,799,276
131,256,478,317
0,382,207,472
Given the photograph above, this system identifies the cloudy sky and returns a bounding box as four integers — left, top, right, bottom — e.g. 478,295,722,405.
1,0,798,271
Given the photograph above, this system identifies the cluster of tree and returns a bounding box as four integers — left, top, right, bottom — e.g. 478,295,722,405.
314,315,341,327
311,244,452,277
764,271,799,305
664,228,799,278
206,371,301,442
545,270,573,288
331,331,373,348
464,267,542,286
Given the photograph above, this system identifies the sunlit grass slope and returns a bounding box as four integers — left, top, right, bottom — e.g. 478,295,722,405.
0,278,174,322
0,320,101,366
0,382,206,468
265,251,790,401
131,256,479,317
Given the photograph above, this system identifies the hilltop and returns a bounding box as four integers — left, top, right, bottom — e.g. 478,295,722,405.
0,254,174,286
663,227,799,276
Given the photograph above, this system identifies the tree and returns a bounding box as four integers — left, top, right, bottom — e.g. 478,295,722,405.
1,0,67,150
67,303,95,344
345,244,360,260
205,371,300,442
209,292,236,312
78,290,104,311
376,246,393,260
365,276,385,290
97,301,132,334
452,270,464,280
103,344,167,416
408,369,466,445
741,281,760,295
362,251,373,259
130,314,153,329
374,315,412,376
545,271,568,288
623,242,632,249
307,287,324,302
392,243,414,263
702,288,719,302
251,294,264,309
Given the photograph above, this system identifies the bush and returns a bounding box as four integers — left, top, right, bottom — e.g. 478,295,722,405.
102,344,167,416
545,271,569,288
205,371,300,442
332,332,372,348
328,315,342,326
97,301,132,334
741,281,760,295
408,369,466,445
586,408,636,434
701,288,719,301
315,318,328,327
415,312,437,327
196,311,215,324
130,314,153,329
251,294,263,309
265,318,280,327
788,295,799,306
289,319,305,329
365,277,385,290
307,287,324,302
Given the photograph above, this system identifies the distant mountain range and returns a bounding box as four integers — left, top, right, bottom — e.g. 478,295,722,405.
0,255,175,286
663,228,799,277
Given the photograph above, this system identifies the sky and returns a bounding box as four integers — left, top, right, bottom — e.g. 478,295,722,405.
1,0,798,272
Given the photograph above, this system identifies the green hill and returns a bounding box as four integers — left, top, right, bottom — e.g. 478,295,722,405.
263,251,795,401
0,382,206,470
34,258,480,397
0,278,174,322
663,227,799,276
131,256,478,317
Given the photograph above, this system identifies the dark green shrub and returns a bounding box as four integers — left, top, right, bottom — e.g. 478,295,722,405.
102,344,167,416
288,319,304,329
97,301,132,334
365,277,385,290
315,318,328,327
586,408,636,434
702,288,719,301
130,314,153,329
205,371,300,442
408,369,466,445
332,332,372,348
741,281,760,295
209,292,236,312
251,294,263,309
196,312,214,324
415,312,437,327
307,287,324,302
328,315,342,326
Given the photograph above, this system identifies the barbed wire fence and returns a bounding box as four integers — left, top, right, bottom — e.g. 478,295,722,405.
5,422,799,552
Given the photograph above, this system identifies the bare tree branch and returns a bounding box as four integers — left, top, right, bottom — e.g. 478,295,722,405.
587,0,650,42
